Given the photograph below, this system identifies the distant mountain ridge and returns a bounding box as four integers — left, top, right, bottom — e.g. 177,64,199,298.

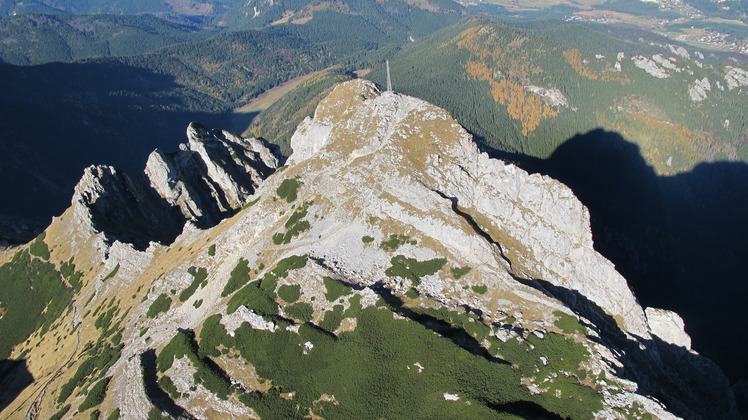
0,14,214,65
0,0,465,29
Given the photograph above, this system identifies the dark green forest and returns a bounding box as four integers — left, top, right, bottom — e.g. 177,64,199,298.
0,14,215,65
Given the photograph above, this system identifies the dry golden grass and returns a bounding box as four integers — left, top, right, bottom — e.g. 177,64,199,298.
597,104,707,175
465,59,557,136
232,67,341,136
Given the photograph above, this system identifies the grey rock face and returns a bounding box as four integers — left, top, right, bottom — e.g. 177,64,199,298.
73,165,180,249
645,307,691,349
285,79,738,419
292,79,648,338
145,122,279,228
71,122,280,249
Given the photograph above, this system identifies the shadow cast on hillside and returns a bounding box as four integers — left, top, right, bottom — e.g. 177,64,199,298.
485,129,748,385
0,359,33,413
517,274,738,418
0,61,234,244
140,349,195,419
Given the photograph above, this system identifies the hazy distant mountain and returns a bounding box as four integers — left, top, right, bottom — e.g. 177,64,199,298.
0,14,214,65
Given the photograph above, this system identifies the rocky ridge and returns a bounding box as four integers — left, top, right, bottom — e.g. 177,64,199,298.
0,80,739,419
71,122,280,251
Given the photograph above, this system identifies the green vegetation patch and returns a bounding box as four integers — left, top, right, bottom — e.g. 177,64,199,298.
408,305,599,416
180,266,208,302
158,375,184,400
278,284,301,303
157,329,235,400
57,339,122,404
103,264,120,282
146,293,171,319
227,281,278,315
197,315,225,359
79,377,111,412
471,285,488,294
196,302,601,419
385,255,447,286
106,408,120,420
553,310,587,335
50,404,71,420
273,201,312,245
207,244,216,256
380,234,417,252
270,255,308,279
319,305,345,333
95,307,118,331
156,330,194,373
222,258,251,297
28,232,50,260
412,306,492,342
148,407,169,420
344,294,363,319
276,178,302,203
405,288,420,299
285,302,314,323
227,255,308,315
323,276,352,302
242,197,261,210
60,258,84,292
451,266,472,279
0,249,72,359
361,235,375,243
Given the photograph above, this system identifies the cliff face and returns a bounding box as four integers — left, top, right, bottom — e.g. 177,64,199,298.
71,122,280,250
0,80,738,420
289,79,648,337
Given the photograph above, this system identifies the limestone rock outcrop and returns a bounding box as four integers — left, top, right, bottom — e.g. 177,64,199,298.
291,79,648,338
646,307,691,349
71,122,280,249
145,122,279,228
283,79,736,418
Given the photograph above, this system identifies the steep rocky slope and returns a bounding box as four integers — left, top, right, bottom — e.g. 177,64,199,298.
0,80,738,419
71,122,280,250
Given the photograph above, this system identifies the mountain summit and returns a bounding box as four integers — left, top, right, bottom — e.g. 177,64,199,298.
0,80,738,419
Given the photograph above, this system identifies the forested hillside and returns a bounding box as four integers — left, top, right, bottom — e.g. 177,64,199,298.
0,0,464,30
0,0,240,21
0,14,214,65
223,0,463,29
369,19,747,173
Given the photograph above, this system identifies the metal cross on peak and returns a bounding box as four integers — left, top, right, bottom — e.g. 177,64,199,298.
386,60,392,92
